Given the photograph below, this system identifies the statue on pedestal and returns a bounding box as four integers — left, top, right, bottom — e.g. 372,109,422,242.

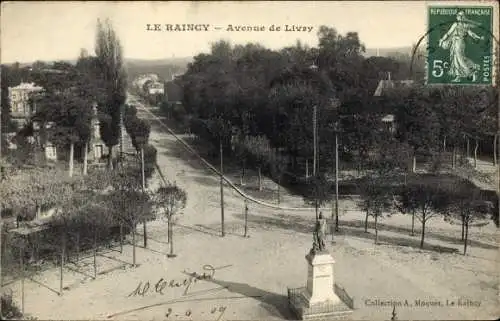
311,212,327,254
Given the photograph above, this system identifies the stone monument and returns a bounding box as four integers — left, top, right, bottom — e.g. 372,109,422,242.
287,213,354,320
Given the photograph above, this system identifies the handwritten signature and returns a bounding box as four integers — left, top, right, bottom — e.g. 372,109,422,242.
128,264,229,297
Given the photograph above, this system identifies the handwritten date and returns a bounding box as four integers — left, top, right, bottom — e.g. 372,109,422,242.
165,306,226,318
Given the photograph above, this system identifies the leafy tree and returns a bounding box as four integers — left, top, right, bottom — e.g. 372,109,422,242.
393,87,440,172
244,135,272,191
268,149,288,204
394,180,419,236
0,166,82,223
304,173,332,221
155,184,187,257
398,178,451,248
102,166,153,266
445,179,492,255
358,175,394,244
95,18,127,169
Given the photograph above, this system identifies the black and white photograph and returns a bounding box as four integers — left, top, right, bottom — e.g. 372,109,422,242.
1,1,499,320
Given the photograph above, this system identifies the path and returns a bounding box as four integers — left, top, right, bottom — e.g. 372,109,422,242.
3,96,497,321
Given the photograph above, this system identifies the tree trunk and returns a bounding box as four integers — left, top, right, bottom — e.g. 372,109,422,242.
463,219,469,255
35,202,41,220
374,214,379,245
93,226,97,279
83,142,88,175
277,178,281,205
315,195,319,221
76,232,80,262
240,160,245,186
411,209,415,236
466,137,470,158
166,215,170,243
20,245,25,315
443,136,447,152
132,228,136,267
364,211,369,232
452,146,457,169
244,200,248,237
420,214,426,249
258,167,262,191
69,141,74,177
306,159,309,179
473,139,478,168
108,146,114,170
119,224,123,253
60,231,65,295
493,134,497,166
168,216,174,256
412,155,417,173
461,214,465,241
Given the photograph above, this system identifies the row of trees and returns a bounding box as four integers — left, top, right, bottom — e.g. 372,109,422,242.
0,163,186,268
170,26,496,183
359,172,492,255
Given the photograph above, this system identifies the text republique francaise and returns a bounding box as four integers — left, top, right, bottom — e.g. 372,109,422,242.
146,24,314,32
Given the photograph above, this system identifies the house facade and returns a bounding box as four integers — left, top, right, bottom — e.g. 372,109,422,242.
147,81,165,95
31,105,107,164
8,82,44,127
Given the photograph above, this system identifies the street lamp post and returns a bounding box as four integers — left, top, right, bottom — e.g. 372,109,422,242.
310,63,319,177
313,104,318,176
329,98,341,240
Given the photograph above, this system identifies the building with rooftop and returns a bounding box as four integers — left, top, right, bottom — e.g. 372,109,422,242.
373,72,414,134
8,82,44,127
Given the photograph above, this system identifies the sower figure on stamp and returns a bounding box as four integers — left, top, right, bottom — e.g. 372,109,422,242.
438,10,484,82
311,212,328,254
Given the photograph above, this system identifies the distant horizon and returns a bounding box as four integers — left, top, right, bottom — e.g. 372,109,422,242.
2,45,415,65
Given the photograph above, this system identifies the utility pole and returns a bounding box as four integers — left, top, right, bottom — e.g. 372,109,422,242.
141,147,147,248
220,140,225,237
335,130,340,232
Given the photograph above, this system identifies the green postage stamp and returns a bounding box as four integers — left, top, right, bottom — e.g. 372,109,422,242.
427,6,494,85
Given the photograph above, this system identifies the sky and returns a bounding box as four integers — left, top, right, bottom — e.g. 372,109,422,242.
1,1,498,63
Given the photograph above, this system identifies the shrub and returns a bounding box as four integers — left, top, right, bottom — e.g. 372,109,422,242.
1,292,23,320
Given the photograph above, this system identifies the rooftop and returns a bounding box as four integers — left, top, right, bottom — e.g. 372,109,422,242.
10,82,43,91
373,72,414,97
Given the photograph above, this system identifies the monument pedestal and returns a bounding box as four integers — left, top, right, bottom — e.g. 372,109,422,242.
303,252,340,306
288,251,353,320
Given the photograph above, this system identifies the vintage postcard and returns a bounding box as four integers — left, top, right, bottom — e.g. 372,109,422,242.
1,1,499,320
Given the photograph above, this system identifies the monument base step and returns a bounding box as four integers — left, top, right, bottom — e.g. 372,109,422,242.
288,287,353,320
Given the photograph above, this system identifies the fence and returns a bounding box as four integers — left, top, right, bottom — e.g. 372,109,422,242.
288,286,354,316
334,283,355,309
